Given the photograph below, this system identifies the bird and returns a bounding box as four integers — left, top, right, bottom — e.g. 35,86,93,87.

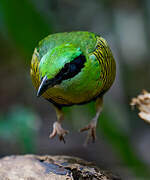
30,31,116,143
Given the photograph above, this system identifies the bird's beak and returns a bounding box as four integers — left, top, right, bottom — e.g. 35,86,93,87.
37,75,57,97
37,75,61,97
37,76,48,97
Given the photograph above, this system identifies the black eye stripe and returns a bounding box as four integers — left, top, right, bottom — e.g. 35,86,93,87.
55,55,86,82
42,54,86,88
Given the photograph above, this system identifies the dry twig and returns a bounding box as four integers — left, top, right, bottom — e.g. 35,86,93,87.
130,90,150,123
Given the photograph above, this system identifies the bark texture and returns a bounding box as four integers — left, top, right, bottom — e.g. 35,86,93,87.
0,155,121,180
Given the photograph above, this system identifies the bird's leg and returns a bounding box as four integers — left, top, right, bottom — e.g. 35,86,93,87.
80,97,103,144
49,106,69,143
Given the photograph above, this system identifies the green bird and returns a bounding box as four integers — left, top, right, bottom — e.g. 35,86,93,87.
30,31,116,143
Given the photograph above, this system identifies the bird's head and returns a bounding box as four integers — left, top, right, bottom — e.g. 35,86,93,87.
37,44,86,97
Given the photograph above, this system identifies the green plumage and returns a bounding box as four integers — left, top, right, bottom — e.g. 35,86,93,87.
31,31,116,106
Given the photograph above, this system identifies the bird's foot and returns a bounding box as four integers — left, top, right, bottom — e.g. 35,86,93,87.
80,119,97,145
49,122,69,143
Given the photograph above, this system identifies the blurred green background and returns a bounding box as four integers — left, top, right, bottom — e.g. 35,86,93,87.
0,0,150,179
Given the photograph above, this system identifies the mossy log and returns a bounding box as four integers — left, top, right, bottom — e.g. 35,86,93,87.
0,155,121,180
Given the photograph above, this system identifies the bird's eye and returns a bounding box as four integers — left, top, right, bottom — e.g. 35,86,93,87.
63,63,70,72
73,55,86,68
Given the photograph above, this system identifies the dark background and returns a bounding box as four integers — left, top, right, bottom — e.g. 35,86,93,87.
0,0,150,179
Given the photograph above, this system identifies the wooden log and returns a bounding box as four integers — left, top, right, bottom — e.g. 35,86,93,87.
0,155,121,180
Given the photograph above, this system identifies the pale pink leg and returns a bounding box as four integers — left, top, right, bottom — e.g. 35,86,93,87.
80,97,103,144
49,106,69,143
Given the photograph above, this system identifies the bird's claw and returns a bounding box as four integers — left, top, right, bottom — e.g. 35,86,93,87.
80,121,97,145
49,122,69,143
